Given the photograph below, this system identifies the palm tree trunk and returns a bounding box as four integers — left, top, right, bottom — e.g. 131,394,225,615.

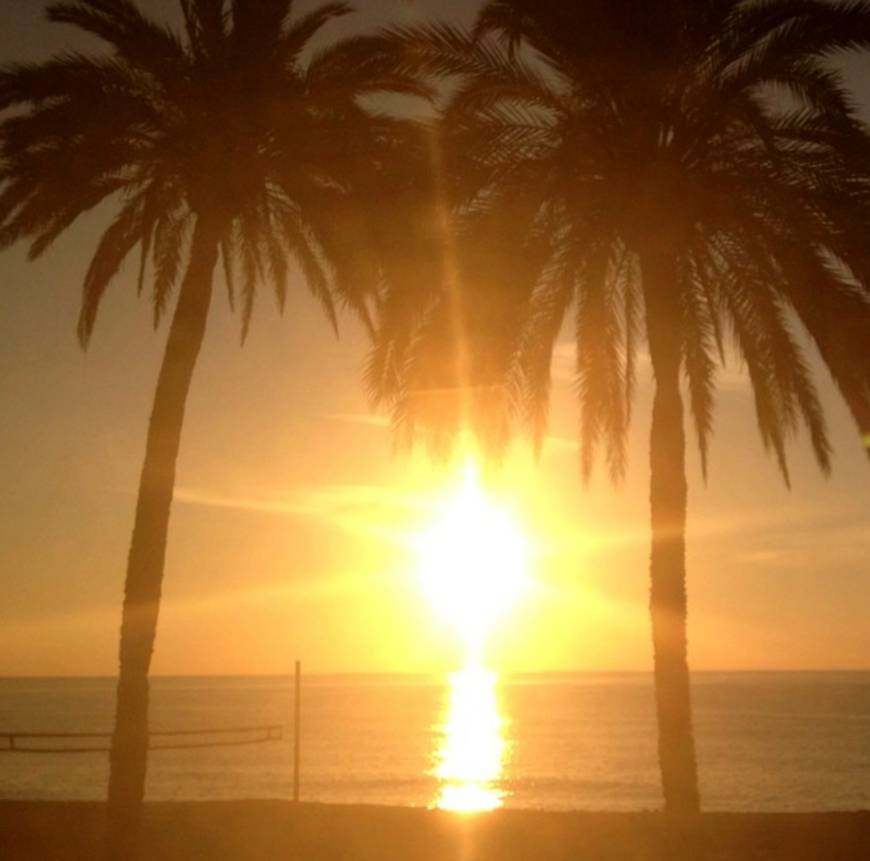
106,214,220,860
641,248,701,815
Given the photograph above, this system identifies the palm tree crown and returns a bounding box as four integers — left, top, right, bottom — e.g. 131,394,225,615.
374,0,870,478
0,0,426,341
1,3,427,856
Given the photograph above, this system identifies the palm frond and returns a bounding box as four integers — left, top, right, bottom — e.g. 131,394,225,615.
78,194,146,346
575,244,629,484
152,206,191,328
279,3,354,64
46,1,187,78
220,229,238,313
181,0,227,56
516,259,574,456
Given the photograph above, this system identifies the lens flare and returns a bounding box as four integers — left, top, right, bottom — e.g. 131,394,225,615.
414,461,530,661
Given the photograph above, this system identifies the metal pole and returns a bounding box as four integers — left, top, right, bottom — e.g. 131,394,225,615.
293,660,301,802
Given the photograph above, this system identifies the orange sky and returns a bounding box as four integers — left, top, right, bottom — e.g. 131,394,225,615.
1,1,869,677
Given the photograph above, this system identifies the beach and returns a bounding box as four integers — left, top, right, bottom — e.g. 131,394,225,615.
2,801,870,860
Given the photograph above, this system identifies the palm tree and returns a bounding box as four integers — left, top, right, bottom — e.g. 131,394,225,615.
370,0,870,813
0,0,426,854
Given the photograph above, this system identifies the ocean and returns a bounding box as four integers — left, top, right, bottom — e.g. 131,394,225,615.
1,672,868,811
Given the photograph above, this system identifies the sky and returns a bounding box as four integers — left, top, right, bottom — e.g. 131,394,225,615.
1,0,869,678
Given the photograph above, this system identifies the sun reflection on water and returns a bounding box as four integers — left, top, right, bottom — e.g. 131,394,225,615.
433,663,508,813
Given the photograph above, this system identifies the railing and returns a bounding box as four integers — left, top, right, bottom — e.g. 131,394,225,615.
0,725,283,755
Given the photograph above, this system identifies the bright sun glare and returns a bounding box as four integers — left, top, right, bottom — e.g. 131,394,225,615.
414,461,531,660
435,665,506,813
415,460,531,813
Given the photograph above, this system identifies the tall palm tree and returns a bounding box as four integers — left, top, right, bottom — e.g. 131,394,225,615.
0,0,426,854
371,0,870,813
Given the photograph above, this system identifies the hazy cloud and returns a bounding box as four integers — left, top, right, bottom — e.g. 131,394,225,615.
174,482,432,546
326,413,391,429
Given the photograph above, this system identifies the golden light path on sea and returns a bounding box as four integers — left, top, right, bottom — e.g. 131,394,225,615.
434,663,507,813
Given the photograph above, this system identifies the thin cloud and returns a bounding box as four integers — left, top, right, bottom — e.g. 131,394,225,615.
550,504,867,559
543,434,579,454
734,520,870,571
327,413,391,429
174,483,433,546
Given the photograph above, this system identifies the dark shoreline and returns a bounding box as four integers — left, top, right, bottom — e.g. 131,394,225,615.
2,801,869,860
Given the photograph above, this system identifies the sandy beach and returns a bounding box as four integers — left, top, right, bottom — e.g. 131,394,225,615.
2,801,869,860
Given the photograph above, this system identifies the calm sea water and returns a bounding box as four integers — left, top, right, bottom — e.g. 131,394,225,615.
1,672,868,811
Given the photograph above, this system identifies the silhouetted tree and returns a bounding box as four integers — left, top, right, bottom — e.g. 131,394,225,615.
371,0,870,813
0,1,426,855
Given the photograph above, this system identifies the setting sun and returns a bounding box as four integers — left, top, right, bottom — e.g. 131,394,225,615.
414,462,532,660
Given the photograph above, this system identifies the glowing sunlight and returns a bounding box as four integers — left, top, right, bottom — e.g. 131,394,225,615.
414,461,530,811
414,461,531,661
434,664,508,813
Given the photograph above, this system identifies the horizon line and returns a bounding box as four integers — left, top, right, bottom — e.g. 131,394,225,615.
2,668,869,681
